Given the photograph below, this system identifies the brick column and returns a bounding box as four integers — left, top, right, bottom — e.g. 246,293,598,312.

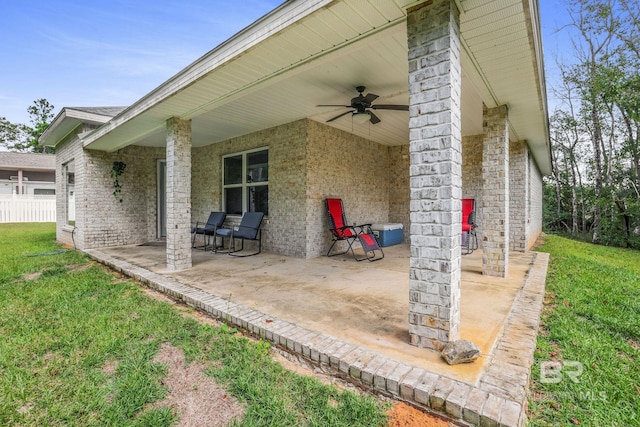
166,117,192,271
407,0,462,350
482,105,509,276
509,140,529,252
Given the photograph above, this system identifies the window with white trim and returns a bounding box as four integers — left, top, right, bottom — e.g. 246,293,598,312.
64,160,76,225
222,148,268,215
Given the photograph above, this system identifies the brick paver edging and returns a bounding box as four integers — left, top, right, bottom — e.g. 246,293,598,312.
85,249,549,427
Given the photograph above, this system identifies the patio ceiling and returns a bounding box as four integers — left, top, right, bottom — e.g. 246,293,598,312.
76,0,550,174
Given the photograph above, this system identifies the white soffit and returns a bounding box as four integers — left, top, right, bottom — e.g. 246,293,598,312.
82,0,549,173
459,0,550,173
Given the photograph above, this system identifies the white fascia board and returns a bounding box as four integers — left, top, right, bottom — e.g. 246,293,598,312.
64,109,115,125
39,107,115,147
524,0,551,175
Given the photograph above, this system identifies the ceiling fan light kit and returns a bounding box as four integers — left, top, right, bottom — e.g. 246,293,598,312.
317,86,408,125
352,112,370,124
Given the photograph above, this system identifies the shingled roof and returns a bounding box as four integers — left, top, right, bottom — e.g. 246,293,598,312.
0,152,55,171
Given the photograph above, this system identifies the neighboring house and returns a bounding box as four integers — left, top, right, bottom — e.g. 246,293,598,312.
40,0,550,351
0,152,56,195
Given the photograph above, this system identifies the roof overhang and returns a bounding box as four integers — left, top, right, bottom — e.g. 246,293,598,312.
56,0,551,174
40,107,126,149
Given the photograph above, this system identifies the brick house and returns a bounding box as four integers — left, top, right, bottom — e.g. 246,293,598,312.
40,0,550,350
0,152,55,195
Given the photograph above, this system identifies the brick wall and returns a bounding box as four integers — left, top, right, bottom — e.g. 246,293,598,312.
389,144,410,242
464,136,542,253
509,140,529,252
192,119,392,259
462,134,483,247
55,130,84,248
192,120,308,258
58,118,406,258
306,120,391,258
82,146,164,249
527,155,543,249
55,134,164,250
481,105,509,277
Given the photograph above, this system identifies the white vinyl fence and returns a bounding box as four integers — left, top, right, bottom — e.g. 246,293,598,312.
0,194,56,223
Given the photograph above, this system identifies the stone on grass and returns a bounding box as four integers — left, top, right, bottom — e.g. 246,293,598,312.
441,340,480,365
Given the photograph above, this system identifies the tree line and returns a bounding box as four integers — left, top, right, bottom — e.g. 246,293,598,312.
0,99,55,153
3,1,639,249
545,0,640,249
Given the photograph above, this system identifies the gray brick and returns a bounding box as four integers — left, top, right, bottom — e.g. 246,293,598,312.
386,364,413,396
329,343,357,370
499,400,523,427
166,117,192,271
373,359,399,392
348,351,377,380
308,335,334,362
430,376,454,411
295,330,319,355
481,105,509,277
445,382,470,419
399,367,426,400
407,0,463,350
337,347,367,376
480,394,506,427
319,339,344,365
414,372,439,406
360,356,387,386
463,388,488,425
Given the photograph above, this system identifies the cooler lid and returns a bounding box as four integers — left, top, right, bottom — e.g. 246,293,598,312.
370,223,403,231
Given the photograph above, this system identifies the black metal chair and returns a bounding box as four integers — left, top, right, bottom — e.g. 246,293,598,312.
192,211,226,251
215,211,265,256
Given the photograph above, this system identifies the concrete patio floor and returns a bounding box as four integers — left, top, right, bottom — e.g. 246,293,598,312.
87,242,549,427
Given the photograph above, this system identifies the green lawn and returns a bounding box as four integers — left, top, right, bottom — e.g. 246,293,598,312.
0,223,388,426
529,235,640,426
6,225,636,426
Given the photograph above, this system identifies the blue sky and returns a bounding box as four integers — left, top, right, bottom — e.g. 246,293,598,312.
0,0,284,125
1,0,568,126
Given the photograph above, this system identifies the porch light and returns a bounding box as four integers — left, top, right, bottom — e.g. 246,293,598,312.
352,112,370,124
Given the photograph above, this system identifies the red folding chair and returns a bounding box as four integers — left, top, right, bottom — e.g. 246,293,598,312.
325,198,383,262
462,198,478,254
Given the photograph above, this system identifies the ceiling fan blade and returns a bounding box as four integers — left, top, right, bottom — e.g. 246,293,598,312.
368,111,381,124
364,93,379,103
317,104,351,107
371,104,409,111
326,110,353,122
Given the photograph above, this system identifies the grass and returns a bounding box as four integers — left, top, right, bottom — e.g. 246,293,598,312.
0,223,389,426
529,235,640,426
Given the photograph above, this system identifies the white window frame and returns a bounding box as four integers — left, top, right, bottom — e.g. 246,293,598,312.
63,160,76,226
222,147,268,216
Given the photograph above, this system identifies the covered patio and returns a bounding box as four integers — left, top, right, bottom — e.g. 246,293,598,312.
87,243,548,426
43,0,550,355
42,1,551,424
